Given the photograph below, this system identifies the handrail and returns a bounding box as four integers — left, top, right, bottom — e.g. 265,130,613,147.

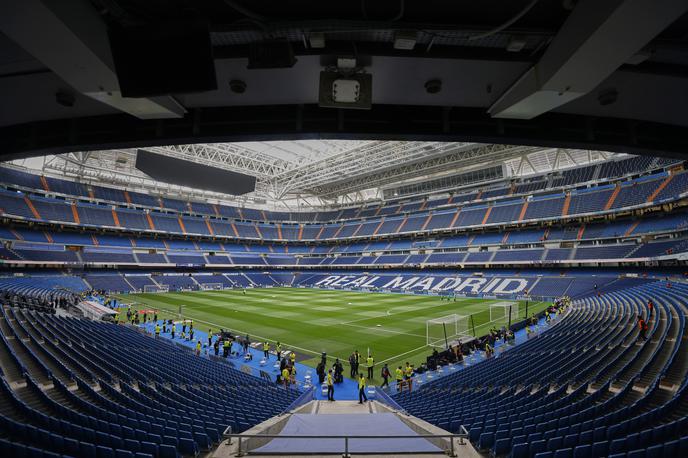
227,431,469,457
282,385,315,414
373,387,407,414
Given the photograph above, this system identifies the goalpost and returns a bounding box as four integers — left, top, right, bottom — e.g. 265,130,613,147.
426,314,470,349
143,284,169,293
200,283,224,291
489,302,519,327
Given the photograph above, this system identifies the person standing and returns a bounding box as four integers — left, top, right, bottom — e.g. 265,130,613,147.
208,329,213,348
358,374,368,404
326,370,335,401
195,340,202,356
154,324,160,338
647,300,654,318
263,341,270,359
276,342,282,361
366,354,375,380
380,364,390,388
353,350,360,377
223,339,230,358
638,316,648,341
395,366,404,392
282,367,290,389
171,323,176,340
349,352,357,378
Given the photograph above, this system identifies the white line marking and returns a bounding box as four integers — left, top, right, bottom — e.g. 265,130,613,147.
377,345,430,365
340,322,426,339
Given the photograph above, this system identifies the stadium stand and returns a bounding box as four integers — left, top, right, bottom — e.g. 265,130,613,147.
392,280,688,458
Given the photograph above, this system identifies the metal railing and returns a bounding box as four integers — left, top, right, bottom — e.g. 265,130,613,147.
281,385,316,414
224,430,469,457
373,387,407,414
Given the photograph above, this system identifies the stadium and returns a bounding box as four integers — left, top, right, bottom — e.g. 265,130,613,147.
0,1,687,457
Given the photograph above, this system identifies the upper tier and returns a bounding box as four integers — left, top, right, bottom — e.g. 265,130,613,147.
1,166,687,243
0,155,681,224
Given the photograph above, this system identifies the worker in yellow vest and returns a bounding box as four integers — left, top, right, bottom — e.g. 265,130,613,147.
195,340,202,356
358,374,368,404
366,355,374,380
290,351,296,365
154,324,160,338
282,367,290,389
326,369,335,401
276,342,282,360
395,366,404,392
405,363,414,393
263,341,270,359
223,339,230,358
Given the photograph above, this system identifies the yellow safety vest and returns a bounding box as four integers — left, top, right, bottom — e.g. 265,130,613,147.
395,368,403,380
223,340,230,348
405,366,413,377
282,369,290,380
196,343,201,351
327,373,333,386
155,326,160,333
366,357,374,368
290,353,295,362
358,377,366,389
263,343,269,351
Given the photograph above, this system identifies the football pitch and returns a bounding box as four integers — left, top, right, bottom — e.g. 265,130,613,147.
116,287,550,375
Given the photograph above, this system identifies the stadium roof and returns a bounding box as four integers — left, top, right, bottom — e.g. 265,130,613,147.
1,1,687,161
14,142,614,207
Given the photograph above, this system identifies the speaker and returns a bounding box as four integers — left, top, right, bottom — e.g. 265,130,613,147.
109,22,217,97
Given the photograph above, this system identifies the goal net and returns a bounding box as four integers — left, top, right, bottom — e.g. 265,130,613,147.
489,302,519,326
426,314,469,348
200,283,224,291
143,284,169,293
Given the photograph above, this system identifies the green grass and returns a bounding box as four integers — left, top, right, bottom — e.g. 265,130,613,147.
115,287,549,376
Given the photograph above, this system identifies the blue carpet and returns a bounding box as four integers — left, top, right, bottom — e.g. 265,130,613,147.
136,311,560,400
252,413,442,454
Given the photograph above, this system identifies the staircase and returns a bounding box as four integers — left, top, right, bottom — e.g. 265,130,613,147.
224,400,478,457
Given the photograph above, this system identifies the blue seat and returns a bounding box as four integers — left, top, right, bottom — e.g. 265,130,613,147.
645,444,663,458
626,450,644,458
509,443,528,458
591,441,608,457
548,437,563,451
64,437,80,456
478,433,494,450
79,442,97,458
139,442,157,457
662,439,679,457
573,444,591,458
553,448,573,458
178,438,198,457
115,450,134,458
530,439,547,457
158,444,178,458
192,432,211,451
534,453,552,458
97,445,115,458
493,438,511,456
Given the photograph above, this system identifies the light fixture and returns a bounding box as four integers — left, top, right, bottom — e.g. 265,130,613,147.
309,32,326,49
394,30,417,50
